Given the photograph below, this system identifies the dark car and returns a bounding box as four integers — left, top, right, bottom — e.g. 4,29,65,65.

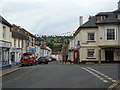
20,53,37,66
45,56,52,62
38,57,49,64
51,57,57,61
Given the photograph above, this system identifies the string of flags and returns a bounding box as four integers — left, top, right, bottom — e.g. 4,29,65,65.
34,30,76,37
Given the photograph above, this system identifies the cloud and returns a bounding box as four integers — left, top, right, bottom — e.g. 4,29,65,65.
0,0,118,35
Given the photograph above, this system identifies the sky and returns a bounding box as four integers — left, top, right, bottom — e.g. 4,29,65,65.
0,0,119,36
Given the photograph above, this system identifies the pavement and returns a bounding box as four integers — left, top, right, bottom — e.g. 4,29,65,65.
0,65,21,77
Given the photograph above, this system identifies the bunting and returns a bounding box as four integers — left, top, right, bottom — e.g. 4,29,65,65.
34,30,76,37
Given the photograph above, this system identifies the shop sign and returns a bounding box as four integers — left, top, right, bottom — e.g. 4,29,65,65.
0,41,11,48
29,49,36,53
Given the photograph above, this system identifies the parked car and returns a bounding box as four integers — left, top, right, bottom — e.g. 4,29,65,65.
38,57,49,64
51,57,57,61
45,56,52,62
20,53,37,66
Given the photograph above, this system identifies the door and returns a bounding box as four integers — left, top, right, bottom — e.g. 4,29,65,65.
105,50,114,62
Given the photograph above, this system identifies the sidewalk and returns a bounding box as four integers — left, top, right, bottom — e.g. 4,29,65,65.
0,65,21,77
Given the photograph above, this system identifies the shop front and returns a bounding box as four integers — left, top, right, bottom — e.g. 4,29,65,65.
100,47,120,63
10,48,22,65
0,40,11,69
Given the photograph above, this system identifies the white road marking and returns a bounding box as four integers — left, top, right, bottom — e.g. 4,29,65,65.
81,67,108,83
86,67,118,83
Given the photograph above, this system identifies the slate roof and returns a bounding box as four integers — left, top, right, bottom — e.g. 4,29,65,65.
12,30,29,40
96,16,120,24
114,9,120,14
74,9,120,37
80,16,97,28
0,15,12,27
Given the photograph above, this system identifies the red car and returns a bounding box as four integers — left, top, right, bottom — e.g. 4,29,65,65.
20,53,37,66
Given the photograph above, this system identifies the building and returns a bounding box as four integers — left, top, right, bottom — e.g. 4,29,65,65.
71,1,120,63
0,15,12,69
10,24,29,65
19,28,37,56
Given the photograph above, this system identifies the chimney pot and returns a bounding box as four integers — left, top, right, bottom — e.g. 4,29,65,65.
79,16,83,26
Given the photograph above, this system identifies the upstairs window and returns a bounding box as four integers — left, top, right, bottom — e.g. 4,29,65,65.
88,33,95,41
105,28,117,40
3,26,6,39
97,16,106,22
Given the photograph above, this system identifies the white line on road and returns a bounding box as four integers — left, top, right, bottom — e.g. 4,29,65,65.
86,67,118,83
81,67,108,83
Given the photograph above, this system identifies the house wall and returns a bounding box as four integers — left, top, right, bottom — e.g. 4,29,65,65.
80,46,100,61
98,24,119,46
0,23,12,42
79,28,98,46
78,28,99,61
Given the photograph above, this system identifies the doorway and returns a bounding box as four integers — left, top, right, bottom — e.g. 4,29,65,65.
105,50,114,62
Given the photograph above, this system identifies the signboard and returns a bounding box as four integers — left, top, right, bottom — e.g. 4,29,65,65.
29,49,36,53
0,41,11,48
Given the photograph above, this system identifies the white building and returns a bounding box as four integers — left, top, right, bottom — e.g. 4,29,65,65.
72,1,120,63
0,15,12,68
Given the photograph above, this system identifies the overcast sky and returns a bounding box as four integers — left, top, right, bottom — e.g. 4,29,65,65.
0,0,119,36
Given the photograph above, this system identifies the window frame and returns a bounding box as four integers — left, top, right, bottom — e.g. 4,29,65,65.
87,49,95,58
105,28,118,41
87,32,95,41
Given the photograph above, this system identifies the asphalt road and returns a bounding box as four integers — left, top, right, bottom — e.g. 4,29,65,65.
2,61,120,89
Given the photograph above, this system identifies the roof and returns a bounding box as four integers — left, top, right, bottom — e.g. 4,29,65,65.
96,17,120,24
0,15,12,27
96,12,116,17
114,9,120,14
73,16,97,37
12,30,29,40
80,16,97,28
74,10,120,37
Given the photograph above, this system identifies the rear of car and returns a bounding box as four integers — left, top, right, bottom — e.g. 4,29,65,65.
38,57,49,64
20,53,37,66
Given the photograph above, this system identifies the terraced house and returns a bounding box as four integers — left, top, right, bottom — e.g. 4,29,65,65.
0,15,12,68
10,24,29,65
70,1,120,63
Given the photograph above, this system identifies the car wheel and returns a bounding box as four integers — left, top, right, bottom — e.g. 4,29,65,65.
21,64,24,67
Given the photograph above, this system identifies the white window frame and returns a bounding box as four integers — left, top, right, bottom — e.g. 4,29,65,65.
105,28,118,41
87,32,95,41
87,49,95,58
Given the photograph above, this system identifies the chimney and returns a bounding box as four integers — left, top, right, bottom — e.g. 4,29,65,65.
118,0,120,9
79,16,83,26
88,15,94,20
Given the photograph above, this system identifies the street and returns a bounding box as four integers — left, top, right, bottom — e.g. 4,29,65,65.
2,62,119,89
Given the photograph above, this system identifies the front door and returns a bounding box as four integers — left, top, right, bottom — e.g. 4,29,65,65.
105,50,114,62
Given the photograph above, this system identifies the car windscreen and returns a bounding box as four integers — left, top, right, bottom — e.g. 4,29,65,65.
21,57,30,60
39,57,46,59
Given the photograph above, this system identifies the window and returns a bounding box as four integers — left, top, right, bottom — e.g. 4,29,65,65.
22,40,24,48
106,28,117,40
18,40,20,48
88,33,95,41
87,49,95,58
14,39,16,47
3,26,6,39
97,16,106,22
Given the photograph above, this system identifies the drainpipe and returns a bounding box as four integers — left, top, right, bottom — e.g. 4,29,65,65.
99,49,101,64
